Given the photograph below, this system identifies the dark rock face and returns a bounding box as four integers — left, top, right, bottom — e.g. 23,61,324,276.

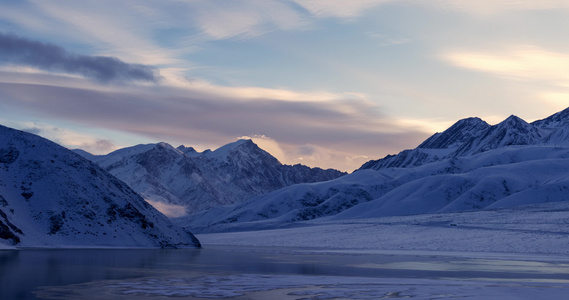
0,146,19,164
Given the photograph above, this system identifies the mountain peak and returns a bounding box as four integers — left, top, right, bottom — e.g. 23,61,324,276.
91,142,183,170
418,117,490,149
218,139,254,150
228,138,255,148
156,141,172,148
106,143,159,157
154,142,181,154
491,114,535,135
177,145,200,157
499,114,526,126
177,145,196,152
206,139,259,159
459,116,487,124
452,113,541,156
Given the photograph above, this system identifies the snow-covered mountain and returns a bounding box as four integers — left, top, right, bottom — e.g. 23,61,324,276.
181,108,569,232
359,117,490,170
453,115,543,157
81,139,346,215
0,125,200,248
360,108,569,171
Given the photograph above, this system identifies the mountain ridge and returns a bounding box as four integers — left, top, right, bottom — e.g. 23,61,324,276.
360,109,569,171
78,139,346,215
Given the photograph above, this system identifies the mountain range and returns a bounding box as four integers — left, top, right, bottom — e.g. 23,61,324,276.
0,125,200,248
179,107,569,233
5,106,569,244
78,139,346,215
360,108,569,170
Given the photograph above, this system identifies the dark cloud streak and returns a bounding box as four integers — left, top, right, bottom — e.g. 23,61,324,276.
0,32,159,83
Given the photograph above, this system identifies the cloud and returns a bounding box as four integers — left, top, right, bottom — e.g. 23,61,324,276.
145,199,188,218
27,1,189,66
0,72,430,171
15,0,394,48
0,32,160,83
434,0,569,15
441,45,569,86
292,0,394,18
11,121,119,154
440,45,569,118
237,135,287,163
79,139,116,154
297,144,316,156
239,136,375,171
536,92,569,114
192,0,306,40
290,143,371,172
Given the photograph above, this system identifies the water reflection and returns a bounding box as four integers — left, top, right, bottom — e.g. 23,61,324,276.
0,249,203,300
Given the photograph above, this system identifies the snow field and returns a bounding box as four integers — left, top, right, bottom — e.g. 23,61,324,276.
197,202,569,255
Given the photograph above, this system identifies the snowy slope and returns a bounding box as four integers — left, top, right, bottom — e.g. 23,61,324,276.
181,169,393,232
0,125,200,248
197,200,569,255
182,145,569,232
83,139,345,215
336,150,569,220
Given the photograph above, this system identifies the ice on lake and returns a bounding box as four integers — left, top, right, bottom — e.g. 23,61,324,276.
35,273,569,299
3,246,569,300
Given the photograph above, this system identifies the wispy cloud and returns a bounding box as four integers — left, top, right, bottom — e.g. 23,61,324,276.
292,0,394,18
434,0,569,15
0,33,160,83
540,92,569,108
440,45,569,115
29,0,187,65
192,0,306,40
441,45,569,86
12,121,118,154
21,0,395,47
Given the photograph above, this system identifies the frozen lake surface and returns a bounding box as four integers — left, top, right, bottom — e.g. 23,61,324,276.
2,246,569,299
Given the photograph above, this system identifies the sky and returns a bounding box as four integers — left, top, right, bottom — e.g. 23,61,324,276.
2,1,569,171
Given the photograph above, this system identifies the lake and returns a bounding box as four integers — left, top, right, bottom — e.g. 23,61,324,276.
2,245,569,299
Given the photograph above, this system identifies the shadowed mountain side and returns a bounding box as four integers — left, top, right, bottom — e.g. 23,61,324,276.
0,124,200,248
